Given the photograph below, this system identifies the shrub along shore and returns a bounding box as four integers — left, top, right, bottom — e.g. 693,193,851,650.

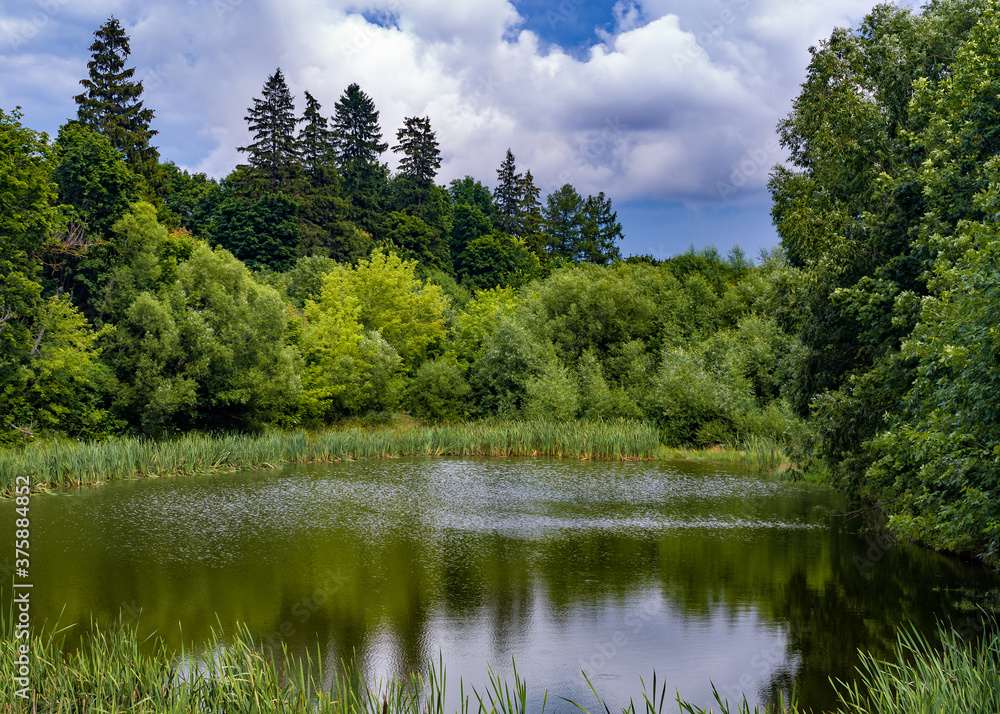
0,419,797,499
2,607,996,714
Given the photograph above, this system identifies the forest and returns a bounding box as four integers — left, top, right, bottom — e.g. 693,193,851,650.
2,0,1000,572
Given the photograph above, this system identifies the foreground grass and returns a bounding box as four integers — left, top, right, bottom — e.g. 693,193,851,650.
1,611,996,713
0,420,662,497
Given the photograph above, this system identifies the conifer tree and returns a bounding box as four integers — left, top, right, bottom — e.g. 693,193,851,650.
331,83,388,232
392,116,441,187
579,192,623,265
238,68,301,189
543,183,584,259
331,83,387,169
493,149,522,235
518,169,546,254
299,91,334,178
73,17,158,174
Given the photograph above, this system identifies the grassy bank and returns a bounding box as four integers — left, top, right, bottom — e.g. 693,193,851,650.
660,435,791,475
2,610,996,713
0,420,663,497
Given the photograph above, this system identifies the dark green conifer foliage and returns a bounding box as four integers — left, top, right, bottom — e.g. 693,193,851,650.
579,192,623,265
392,116,441,188
331,83,388,233
331,83,387,169
493,149,522,235
518,169,546,255
73,17,158,175
239,68,301,188
299,91,334,178
543,183,584,259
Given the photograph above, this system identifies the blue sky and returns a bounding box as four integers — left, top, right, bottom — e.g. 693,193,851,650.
0,0,903,260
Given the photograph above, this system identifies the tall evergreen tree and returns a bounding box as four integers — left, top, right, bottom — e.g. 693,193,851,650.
518,169,546,255
579,192,623,265
392,116,441,187
331,83,387,169
73,17,158,175
493,149,522,236
331,83,388,233
543,184,584,259
238,68,300,189
298,91,335,178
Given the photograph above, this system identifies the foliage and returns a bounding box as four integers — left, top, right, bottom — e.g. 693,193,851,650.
211,192,301,271
73,16,158,175
323,249,447,370
457,233,540,290
768,0,1000,564
392,115,441,187
53,122,141,240
106,244,301,434
0,108,55,443
403,354,472,423
238,68,301,189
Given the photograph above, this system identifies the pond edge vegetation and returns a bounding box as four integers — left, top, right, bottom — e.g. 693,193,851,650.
0,420,797,498
2,604,996,714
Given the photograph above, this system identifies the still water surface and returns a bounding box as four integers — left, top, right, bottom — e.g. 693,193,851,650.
4,457,998,711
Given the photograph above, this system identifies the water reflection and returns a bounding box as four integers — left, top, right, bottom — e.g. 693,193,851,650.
2,458,997,711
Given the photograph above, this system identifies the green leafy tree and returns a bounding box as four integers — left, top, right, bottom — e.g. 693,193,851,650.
239,68,301,189
0,108,57,443
449,176,493,215
158,162,222,239
381,211,450,272
53,122,141,239
73,17,158,176
403,355,472,423
450,203,492,258
51,123,142,317
24,294,118,439
769,0,986,494
457,233,540,290
107,244,301,433
321,249,448,370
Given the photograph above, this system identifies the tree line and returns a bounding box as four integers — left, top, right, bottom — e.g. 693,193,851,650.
4,5,1000,568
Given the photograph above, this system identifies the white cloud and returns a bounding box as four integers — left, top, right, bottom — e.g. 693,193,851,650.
1,0,880,205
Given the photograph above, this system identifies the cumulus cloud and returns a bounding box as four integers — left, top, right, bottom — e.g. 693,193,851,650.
1,0,878,205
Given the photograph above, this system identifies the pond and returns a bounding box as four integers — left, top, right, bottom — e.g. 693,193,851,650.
3,457,998,711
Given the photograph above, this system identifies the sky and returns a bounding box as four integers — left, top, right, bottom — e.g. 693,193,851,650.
0,0,910,260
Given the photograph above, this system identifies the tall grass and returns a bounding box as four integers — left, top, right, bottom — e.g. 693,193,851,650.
0,420,661,497
835,623,1000,714
3,601,995,714
660,436,789,474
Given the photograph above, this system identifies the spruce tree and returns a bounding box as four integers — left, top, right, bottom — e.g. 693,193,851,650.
238,68,301,189
518,169,546,254
543,184,584,259
299,91,334,178
579,192,623,265
493,149,522,235
73,17,158,174
331,83,388,232
392,116,441,187
331,83,387,169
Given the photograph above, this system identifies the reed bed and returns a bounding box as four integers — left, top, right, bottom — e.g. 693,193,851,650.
660,436,790,474
2,605,996,714
0,420,661,497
